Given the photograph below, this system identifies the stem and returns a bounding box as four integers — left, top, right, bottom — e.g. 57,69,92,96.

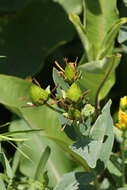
121,130,126,187
92,170,100,190
95,57,115,114
94,178,100,190
45,102,64,114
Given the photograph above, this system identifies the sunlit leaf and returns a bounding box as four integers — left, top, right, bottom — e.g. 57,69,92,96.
70,101,114,168
54,172,95,190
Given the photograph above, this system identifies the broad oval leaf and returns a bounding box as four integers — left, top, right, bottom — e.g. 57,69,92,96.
1,0,74,77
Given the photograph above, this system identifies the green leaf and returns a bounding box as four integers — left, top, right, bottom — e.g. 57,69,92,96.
78,54,121,104
70,101,114,168
53,0,82,14
118,25,127,43
54,172,95,190
12,150,21,174
1,0,74,77
0,75,77,185
10,119,75,186
107,154,122,177
53,67,69,95
0,152,14,179
69,13,92,61
84,0,119,59
107,154,122,187
3,128,43,137
123,0,127,7
0,75,71,145
0,75,90,180
34,146,51,182
0,179,6,190
98,18,127,59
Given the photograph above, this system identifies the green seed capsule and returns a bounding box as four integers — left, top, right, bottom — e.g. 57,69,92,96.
64,63,76,82
68,106,81,120
29,84,50,104
66,83,82,102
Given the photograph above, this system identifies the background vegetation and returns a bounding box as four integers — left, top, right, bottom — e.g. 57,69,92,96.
0,0,127,189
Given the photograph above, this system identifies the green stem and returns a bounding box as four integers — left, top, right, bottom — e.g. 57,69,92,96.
92,170,100,190
94,178,100,190
121,129,126,187
95,56,115,115
45,102,64,114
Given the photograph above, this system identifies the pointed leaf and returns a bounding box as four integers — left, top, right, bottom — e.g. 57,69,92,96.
0,152,14,179
69,13,92,61
53,67,69,94
70,101,114,168
98,18,127,59
34,146,51,182
0,179,6,190
10,119,75,186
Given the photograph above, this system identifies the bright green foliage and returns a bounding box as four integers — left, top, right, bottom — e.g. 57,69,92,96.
29,84,50,104
84,0,119,58
0,0,127,189
0,152,14,179
69,0,119,60
34,146,51,182
0,179,6,190
68,0,127,105
66,83,82,102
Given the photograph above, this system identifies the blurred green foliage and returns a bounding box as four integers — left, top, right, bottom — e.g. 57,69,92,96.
0,0,127,189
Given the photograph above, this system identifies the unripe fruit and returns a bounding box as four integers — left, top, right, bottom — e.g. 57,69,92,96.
64,63,76,82
66,83,82,102
29,84,50,104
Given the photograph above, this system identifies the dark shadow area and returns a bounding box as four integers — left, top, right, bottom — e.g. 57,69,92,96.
75,172,95,190
85,0,102,15
1,0,74,78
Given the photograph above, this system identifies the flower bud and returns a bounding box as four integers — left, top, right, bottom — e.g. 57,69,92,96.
66,83,82,102
64,63,76,83
68,106,81,120
116,110,127,130
29,84,50,104
81,104,95,117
